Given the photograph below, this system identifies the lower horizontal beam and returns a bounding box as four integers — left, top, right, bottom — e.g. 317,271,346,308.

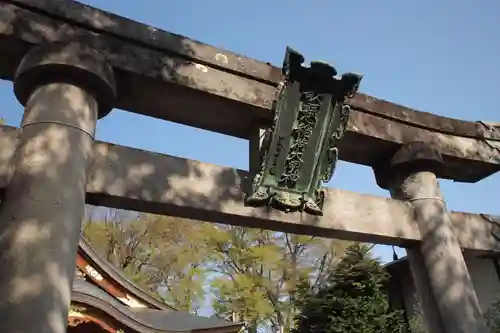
85,141,419,245
0,124,498,250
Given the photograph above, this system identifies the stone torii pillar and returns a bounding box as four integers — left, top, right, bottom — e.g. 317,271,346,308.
375,142,488,333
0,42,115,333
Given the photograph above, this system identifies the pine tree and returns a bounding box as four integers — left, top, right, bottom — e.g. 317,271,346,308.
292,244,407,333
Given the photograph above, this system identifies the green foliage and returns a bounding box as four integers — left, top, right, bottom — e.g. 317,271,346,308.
83,206,349,332
484,297,500,332
292,244,407,333
407,303,427,333
207,226,349,333
82,208,211,313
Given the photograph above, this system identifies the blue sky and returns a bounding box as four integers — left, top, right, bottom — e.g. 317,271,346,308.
1,0,499,264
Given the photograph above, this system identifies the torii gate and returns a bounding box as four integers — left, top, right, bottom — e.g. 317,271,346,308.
0,1,499,333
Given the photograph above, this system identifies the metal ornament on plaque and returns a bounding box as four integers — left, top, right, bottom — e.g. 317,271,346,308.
246,47,363,215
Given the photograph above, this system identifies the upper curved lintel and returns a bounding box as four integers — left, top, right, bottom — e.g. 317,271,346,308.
2,1,500,182
8,0,499,142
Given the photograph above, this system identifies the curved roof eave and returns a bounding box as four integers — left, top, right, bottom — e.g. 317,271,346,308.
78,235,175,311
72,278,242,333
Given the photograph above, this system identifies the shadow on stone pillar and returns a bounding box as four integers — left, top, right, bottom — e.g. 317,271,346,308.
0,41,115,333
374,142,488,333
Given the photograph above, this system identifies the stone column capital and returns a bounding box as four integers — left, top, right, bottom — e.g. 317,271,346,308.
14,41,116,119
373,141,445,190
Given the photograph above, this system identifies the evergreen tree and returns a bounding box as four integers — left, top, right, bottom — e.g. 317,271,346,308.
293,244,407,333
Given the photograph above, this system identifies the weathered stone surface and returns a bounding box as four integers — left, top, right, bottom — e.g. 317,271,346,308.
10,0,500,139
8,0,283,85
391,170,488,333
0,82,100,333
0,1,499,182
0,124,498,251
13,41,116,118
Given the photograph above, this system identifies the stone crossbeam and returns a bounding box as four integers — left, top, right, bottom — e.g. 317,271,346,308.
0,0,499,183
0,124,498,251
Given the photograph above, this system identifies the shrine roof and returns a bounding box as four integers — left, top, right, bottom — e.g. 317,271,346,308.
78,236,174,311
73,236,242,333
72,278,240,333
